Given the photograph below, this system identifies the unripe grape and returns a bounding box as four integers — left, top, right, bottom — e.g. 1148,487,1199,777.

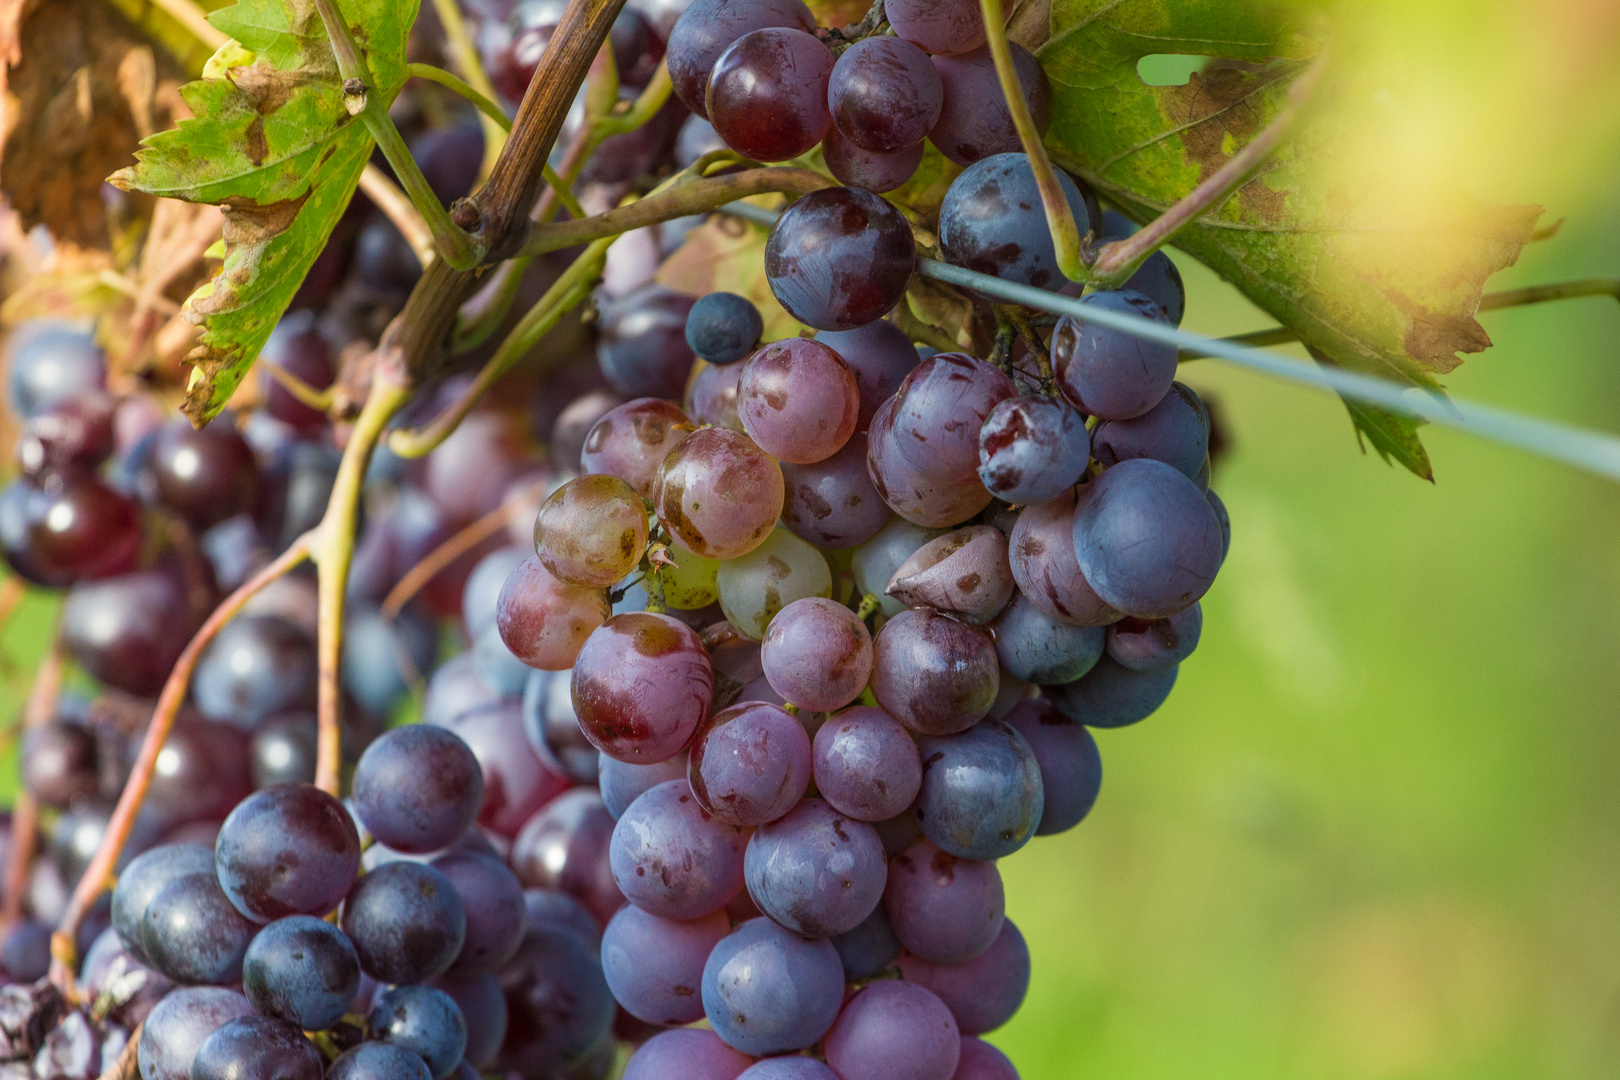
655,427,784,561
716,528,832,640
653,542,721,610
851,515,949,617
534,475,649,588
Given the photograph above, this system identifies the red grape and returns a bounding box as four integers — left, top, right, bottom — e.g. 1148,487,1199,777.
737,338,859,464
828,36,943,152
707,28,835,162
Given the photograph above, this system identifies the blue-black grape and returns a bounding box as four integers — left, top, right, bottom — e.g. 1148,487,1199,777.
341,861,467,984
831,902,902,980
430,850,527,977
1090,382,1210,479
609,779,747,919
192,615,317,731
915,721,1043,860
351,725,485,854
1072,458,1223,618
601,904,730,1025
823,979,961,1080
1043,654,1177,729
765,187,916,332
190,1015,323,1080
622,1028,753,1080
1107,605,1202,672
701,917,844,1055
250,712,320,788
242,914,361,1031
938,153,1092,289
426,973,507,1068
136,985,253,1080
1101,210,1187,326
497,925,617,1075
112,843,215,964
1002,698,1102,835
743,797,887,937
1207,487,1231,562
884,353,1016,485
897,919,1029,1036
977,394,1091,505
60,569,193,696
326,1042,433,1080
367,984,467,1079
215,783,361,922
149,416,261,530
140,872,258,985
686,292,764,364
1051,291,1178,420
883,839,1004,964
739,1060,841,1080
990,591,1106,686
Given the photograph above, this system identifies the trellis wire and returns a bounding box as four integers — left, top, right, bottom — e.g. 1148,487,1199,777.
721,200,1620,483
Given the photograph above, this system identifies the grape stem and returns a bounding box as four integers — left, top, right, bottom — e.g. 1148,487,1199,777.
261,358,337,413
854,594,881,622
149,0,226,50
379,482,545,618
359,165,436,268
97,1020,142,1080
1089,51,1327,287
47,535,316,998
310,0,486,270
978,0,1088,283
1,631,63,935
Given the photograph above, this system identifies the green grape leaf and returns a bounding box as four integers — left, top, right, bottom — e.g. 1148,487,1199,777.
108,0,418,424
1040,0,1542,478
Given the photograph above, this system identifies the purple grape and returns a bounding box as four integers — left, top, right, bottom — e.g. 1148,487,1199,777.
599,752,689,819
740,1059,841,1080
1207,487,1230,561
112,843,215,964
929,44,1049,166
367,984,466,1079
0,475,140,587
601,904,730,1025
571,613,714,763
887,0,984,55
622,1028,753,1080
811,706,922,822
825,127,924,192
867,397,997,528
1007,492,1122,626
1043,654,1177,728
780,433,893,549
136,986,253,1080
1107,605,1202,672
242,915,361,1031
824,980,961,1080
884,525,1014,625
326,1042,432,1080
190,1015,322,1080
1072,459,1222,618
952,1036,1021,1080
689,702,812,826
666,0,816,117
508,787,624,926
0,918,48,983
438,700,571,837
831,902,902,980
60,570,192,696
430,851,527,977
521,888,602,952
17,391,115,477
686,358,745,429
739,337,861,464
5,321,105,418
871,608,999,736
701,917,844,1055
610,779,747,919
521,669,600,784
898,918,1029,1036
884,838,1004,963
261,318,336,434
765,187,916,332
886,354,1016,485
140,872,257,985
1002,698,1102,835
425,973,507,1068
915,721,1043,860
351,725,484,855
1090,382,1210,478
596,284,698,399
687,292,764,364
743,798,887,937
551,390,625,474
708,28,834,161
1052,291,1178,420
829,36,943,152
149,416,260,529
215,784,361,923
817,320,922,430
192,615,317,731
977,394,1091,504
760,597,873,711
497,925,617,1075
991,591,1106,686
939,154,1093,290
340,861,467,984
580,397,693,500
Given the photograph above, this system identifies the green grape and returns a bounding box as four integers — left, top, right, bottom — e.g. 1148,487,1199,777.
656,543,721,610
716,528,833,639
851,516,949,618
535,474,649,588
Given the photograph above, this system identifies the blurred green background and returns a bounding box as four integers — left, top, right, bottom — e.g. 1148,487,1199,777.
996,0,1620,1074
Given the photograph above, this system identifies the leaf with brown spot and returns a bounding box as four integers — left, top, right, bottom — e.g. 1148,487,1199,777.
111,0,419,423
1041,0,1542,478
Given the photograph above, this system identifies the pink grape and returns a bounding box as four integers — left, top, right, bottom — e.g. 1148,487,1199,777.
654,427,784,560
779,432,893,549
533,474,649,588
572,613,715,763
495,556,610,671
580,398,693,499
823,980,961,1080
811,705,921,822
759,596,873,711
883,838,1004,963
886,0,985,55
738,338,860,464
688,701,812,827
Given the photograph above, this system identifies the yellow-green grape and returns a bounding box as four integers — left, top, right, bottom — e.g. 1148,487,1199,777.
534,474,649,588
656,543,721,610
717,528,833,640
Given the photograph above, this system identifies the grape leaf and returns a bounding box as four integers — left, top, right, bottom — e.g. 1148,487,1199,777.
1039,0,1543,478
108,0,418,424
